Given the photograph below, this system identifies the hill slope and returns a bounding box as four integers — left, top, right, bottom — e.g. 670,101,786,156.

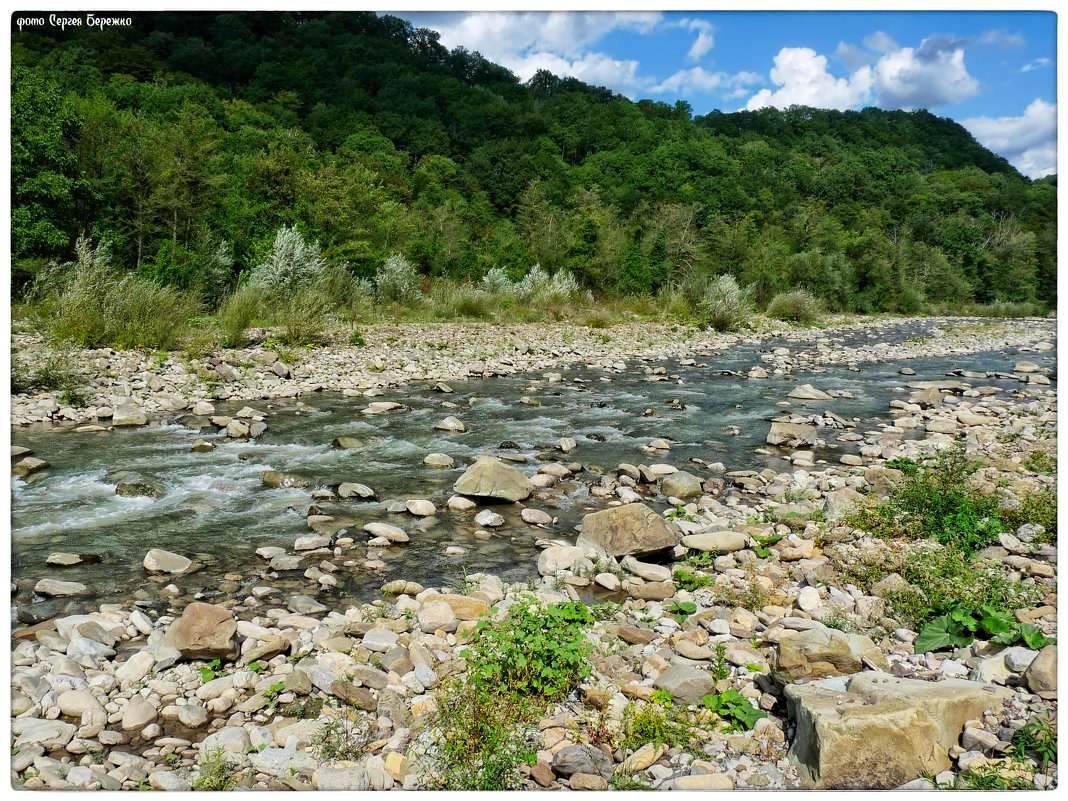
11,11,1056,310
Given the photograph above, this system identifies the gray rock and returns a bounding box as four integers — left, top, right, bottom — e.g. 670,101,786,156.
577,503,680,557
34,578,88,596
653,665,716,704
681,530,748,553
362,627,399,652
660,471,704,500
142,549,191,574
552,744,614,779
250,747,319,777
315,767,370,791
453,458,534,502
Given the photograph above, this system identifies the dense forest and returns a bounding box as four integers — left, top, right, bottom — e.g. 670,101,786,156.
11,10,1057,321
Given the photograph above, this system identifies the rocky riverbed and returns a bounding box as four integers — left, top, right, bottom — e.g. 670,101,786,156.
9,315,1059,791
8,316,1054,427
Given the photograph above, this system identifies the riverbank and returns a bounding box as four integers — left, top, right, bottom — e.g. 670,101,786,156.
9,315,1056,429
10,316,1058,791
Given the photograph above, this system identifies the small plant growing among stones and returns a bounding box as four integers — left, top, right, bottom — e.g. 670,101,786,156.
711,643,731,681
424,676,537,791
190,747,235,791
311,716,373,763
199,658,222,683
464,597,594,700
700,688,766,732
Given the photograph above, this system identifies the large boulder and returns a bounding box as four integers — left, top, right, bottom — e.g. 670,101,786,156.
1023,645,1057,698
576,503,680,557
453,458,534,502
785,672,1014,789
767,422,818,447
163,602,238,660
112,403,147,427
788,384,832,401
823,488,866,521
660,471,704,500
681,530,748,553
771,628,888,686
652,665,717,705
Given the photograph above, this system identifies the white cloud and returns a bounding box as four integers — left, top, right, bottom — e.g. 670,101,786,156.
1021,57,1051,72
650,67,761,96
963,98,1057,178
834,41,873,71
684,19,715,62
508,51,645,95
404,11,661,97
745,48,873,111
862,30,898,53
688,30,715,62
420,11,661,69
749,33,985,112
873,41,979,108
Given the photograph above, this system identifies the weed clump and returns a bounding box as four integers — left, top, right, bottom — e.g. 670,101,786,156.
424,677,537,790
31,237,197,350
464,597,594,699
848,446,1005,555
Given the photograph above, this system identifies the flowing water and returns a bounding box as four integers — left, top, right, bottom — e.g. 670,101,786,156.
10,320,1056,622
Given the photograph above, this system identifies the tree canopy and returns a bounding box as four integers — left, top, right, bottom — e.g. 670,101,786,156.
11,11,1056,311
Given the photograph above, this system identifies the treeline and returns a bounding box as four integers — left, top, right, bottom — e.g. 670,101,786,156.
11,10,1057,316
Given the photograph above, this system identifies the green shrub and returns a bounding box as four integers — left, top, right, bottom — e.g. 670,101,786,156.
310,716,372,762
913,602,1054,653
275,289,331,346
694,274,752,331
766,289,822,323
33,238,197,350
217,284,268,347
249,225,329,293
427,282,496,320
424,676,536,790
514,264,589,306
700,688,767,732
375,253,422,303
478,266,515,295
841,541,1040,630
848,446,1004,554
464,597,593,700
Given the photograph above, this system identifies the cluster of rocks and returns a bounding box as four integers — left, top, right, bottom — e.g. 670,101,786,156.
10,317,1058,791
11,317,1053,430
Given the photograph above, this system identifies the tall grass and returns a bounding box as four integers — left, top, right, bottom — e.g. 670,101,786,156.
31,238,197,350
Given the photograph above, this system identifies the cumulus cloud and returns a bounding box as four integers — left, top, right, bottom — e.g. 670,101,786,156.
508,51,644,93
873,41,979,108
405,11,662,96
963,98,1057,178
750,32,990,111
745,48,873,111
863,30,899,53
834,41,874,71
650,67,762,97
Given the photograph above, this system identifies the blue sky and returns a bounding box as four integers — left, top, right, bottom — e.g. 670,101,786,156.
397,10,1057,178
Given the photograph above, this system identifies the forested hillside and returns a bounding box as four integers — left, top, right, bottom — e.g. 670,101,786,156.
11,10,1056,316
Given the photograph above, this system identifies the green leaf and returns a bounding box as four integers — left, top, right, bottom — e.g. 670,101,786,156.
1018,624,1053,650
914,615,974,653
978,607,1015,637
